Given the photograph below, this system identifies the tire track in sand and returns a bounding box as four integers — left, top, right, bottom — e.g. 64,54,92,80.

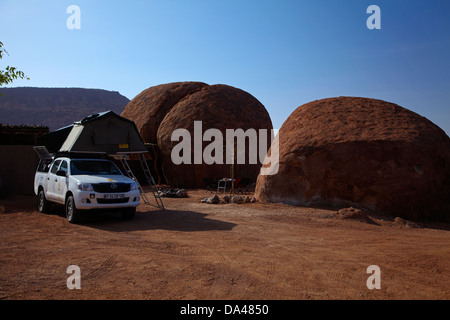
82,255,118,281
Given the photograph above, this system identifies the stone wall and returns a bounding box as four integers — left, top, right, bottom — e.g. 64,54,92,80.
0,145,39,196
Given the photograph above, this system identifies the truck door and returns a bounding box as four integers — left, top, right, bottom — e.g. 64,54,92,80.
47,160,61,201
54,160,69,204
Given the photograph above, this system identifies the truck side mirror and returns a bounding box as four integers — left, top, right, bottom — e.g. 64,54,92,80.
56,170,67,177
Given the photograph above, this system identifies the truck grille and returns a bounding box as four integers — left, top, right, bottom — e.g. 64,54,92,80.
92,183,130,193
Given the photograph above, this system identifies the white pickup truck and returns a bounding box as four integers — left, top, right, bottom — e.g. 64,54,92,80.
34,156,141,223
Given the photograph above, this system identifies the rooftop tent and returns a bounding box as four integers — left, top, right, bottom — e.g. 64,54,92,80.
38,124,74,153
58,111,148,154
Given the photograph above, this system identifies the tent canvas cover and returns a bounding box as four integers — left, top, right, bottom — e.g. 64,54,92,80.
40,111,147,155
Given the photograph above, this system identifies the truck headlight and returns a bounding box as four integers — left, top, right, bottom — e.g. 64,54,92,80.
77,183,93,191
130,182,139,190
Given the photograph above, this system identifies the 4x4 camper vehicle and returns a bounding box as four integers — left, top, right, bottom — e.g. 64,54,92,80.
33,111,164,223
34,156,141,223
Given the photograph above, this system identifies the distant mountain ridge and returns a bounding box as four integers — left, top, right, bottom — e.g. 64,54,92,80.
0,87,130,131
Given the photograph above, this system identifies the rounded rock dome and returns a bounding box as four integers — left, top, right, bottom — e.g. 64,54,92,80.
255,96,450,221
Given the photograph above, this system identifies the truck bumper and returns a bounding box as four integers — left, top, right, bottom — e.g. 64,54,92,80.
74,190,141,210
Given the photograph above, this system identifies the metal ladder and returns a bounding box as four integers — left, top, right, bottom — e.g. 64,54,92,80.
118,153,165,210
137,152,165,210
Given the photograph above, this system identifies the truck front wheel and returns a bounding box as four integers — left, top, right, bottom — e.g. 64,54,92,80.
65,195,80,223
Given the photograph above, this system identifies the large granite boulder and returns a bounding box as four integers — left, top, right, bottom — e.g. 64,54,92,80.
157,84,273,188
121,82,208,144
120,82,208,184
255,97,450,222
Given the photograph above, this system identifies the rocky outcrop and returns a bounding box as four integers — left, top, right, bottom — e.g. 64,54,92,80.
121,82,208,144
122,82,273,188
157,84,273,188
255,97,450,222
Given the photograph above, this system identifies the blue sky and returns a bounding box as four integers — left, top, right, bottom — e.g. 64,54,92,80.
1,0,449,135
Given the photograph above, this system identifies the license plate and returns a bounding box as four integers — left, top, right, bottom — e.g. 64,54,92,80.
104,194,125,199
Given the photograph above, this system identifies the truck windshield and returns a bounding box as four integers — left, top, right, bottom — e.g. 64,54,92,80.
70,160,122,176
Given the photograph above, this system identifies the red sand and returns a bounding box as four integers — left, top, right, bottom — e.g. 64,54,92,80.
0,189,449,300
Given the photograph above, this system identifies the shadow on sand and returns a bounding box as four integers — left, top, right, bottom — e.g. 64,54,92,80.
75,209,237,233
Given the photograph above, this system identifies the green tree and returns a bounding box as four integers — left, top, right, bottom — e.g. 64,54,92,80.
0,41,29,89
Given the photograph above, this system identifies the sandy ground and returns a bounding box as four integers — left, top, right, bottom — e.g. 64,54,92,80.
0,188,449,300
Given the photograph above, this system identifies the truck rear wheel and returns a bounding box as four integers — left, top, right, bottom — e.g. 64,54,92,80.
37,189,49,213
65,195,80,223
